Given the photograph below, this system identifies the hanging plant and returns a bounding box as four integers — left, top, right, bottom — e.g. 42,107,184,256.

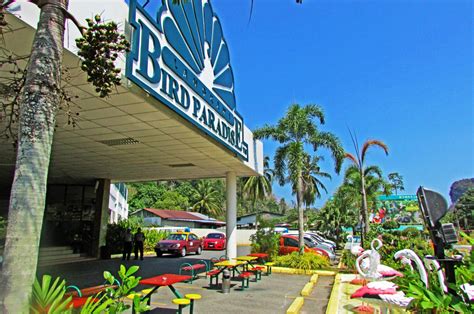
75,15,130,98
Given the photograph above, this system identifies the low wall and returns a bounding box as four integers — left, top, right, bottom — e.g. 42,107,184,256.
147,227,256,245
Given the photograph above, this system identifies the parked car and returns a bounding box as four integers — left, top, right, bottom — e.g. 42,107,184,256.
154,232,202,257
305,231,337,249
203,232,226,250
286,230,336,251
302,235,336,262
279,234,329,258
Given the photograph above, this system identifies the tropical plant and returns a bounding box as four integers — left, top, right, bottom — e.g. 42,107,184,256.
254,104,344,253
274,252,329,271
143,229,169,252
344,134,389,241
249,220,280,260
313,185,358,246
191,180,223,217
242,156,274,221
30,275,72,314
100,265,149,313
388,172,404,195
300,154,331,209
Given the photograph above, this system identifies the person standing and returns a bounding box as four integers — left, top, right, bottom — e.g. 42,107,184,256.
122,228,132,260
134,227,145,260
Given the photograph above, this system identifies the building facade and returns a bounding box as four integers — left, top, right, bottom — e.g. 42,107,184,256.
108,183,129,224
1,0,263,259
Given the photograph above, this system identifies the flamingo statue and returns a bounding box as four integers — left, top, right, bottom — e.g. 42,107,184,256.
348,235,364,256
351,249,428,312
423,255,448,293
356,239,404,281
394,249,429,288
351,239,404,313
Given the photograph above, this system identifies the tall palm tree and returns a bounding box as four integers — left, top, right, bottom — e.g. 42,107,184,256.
191,180,222,218
344,135,389,241
254,104,344,253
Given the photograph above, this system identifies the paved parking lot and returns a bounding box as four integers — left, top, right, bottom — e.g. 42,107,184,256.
37,246,331,313
37,247,250,289
137,273,310,314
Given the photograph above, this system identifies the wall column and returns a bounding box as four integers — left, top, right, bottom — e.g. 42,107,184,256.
226,171,237,259
91,179,110,257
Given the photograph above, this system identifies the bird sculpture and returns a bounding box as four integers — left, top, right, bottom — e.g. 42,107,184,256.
351,248,432,313
356,239,404,281
423,255,448,293
394,249,429,288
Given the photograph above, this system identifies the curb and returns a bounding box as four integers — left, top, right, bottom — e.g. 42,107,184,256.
270,266,337,276
286,296,304,314
300,282,314,296
325,273,342,314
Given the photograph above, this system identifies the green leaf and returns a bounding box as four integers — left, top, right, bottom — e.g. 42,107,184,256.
126,265,139,277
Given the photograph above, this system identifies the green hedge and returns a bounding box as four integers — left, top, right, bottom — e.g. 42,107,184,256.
275,252,329,270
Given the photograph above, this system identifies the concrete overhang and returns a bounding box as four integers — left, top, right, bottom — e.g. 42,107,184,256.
0,1,263,187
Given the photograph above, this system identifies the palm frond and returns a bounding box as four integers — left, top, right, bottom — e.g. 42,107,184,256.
344,153,359,167
361,139,389,163
310,131,344,173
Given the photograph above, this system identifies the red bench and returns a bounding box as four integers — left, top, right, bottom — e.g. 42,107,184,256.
207,269,221,286
237,272,252,290
249,266,265,281
65,284,116,309
179,260,209,283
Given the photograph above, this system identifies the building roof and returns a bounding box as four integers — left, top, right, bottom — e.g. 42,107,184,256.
237,211,285,219
141,208,225,225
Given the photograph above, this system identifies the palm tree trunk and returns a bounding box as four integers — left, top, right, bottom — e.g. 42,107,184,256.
360,169,370,242
0,1,67,312
297,174,305,254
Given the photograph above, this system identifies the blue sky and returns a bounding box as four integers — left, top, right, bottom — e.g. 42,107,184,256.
138,0,473,206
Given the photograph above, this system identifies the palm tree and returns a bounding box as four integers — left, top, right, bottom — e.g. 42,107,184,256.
254,104,344,253
344,135,389,241
242,156,274,223
191,180,222,218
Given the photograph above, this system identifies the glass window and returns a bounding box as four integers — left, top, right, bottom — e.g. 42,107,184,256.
166,234,186,241
304,238,315,248
284,237,298,247
206,233,223,239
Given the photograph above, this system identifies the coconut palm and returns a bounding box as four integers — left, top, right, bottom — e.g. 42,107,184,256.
191,180,222,218
344,136,389,240
254,104,344,253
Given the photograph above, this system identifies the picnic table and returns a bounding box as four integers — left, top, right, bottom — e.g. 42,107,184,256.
234,256,258,271
139,274,192,305
213,260,246,277
247,253,269,262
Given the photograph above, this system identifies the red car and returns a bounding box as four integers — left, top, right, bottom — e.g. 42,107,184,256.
279,234,329,258
154,232,202,257
203,233,226,250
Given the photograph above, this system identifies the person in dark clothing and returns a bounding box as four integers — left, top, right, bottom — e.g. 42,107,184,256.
134,227,145,260
122,228,132,260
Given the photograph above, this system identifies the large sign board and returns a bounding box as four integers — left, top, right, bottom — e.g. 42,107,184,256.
126,0,248,160
370,195,423,224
